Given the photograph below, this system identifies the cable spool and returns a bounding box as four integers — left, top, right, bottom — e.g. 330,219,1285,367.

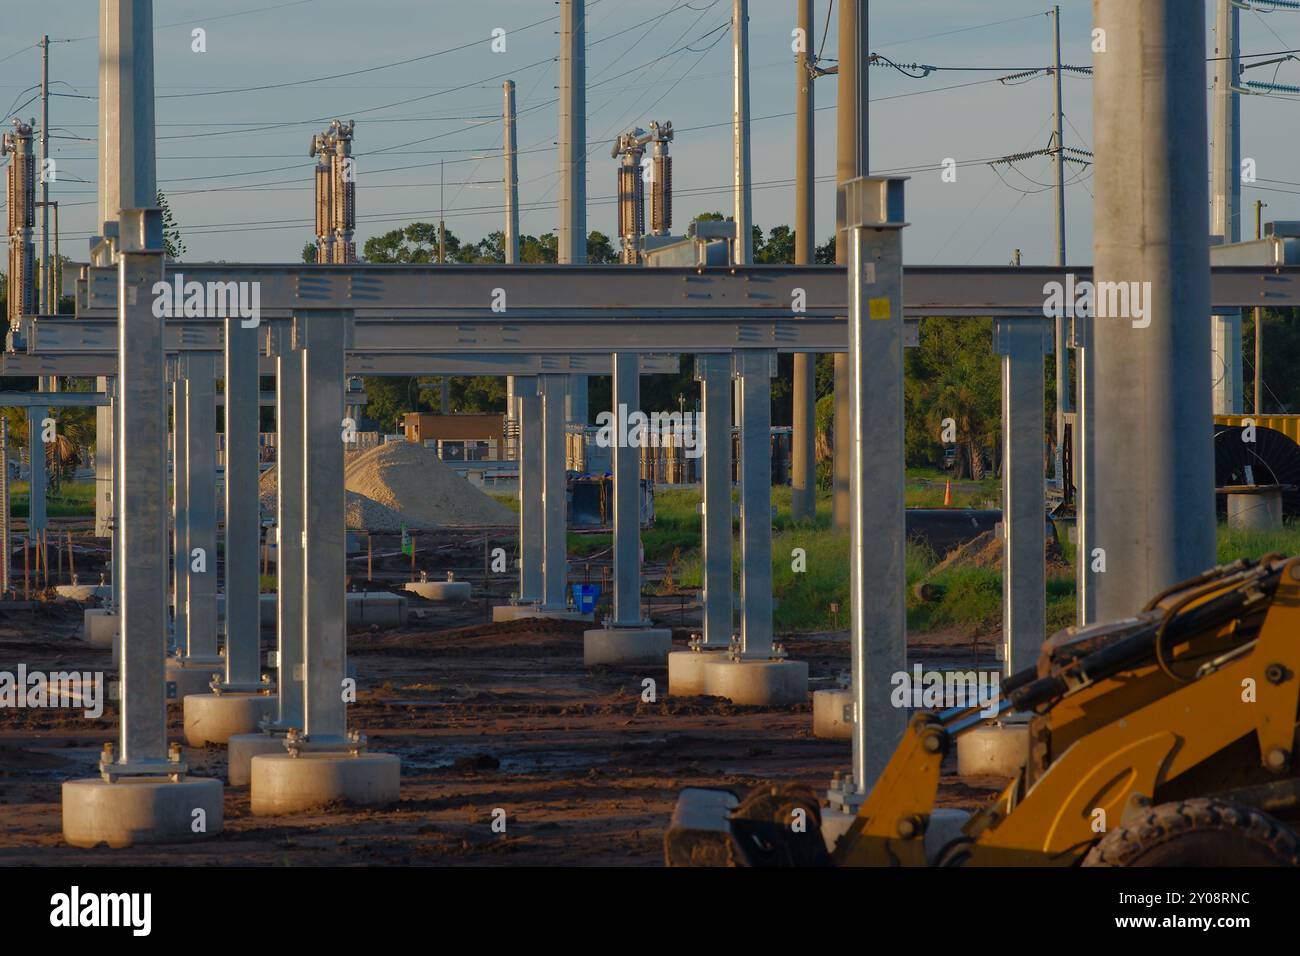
652,154,672,234
1214,423,1300,518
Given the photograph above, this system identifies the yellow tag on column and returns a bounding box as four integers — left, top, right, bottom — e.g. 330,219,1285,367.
868,297,891,320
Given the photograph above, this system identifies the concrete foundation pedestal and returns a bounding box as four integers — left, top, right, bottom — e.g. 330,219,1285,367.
183,693,277,747
813,688,854,740
667,648,730,696
249,751,401,815
227,733,288,786
346,591,408,626
165,659,223,700
702,658,809,707
491,603,593,623
62,776,224,848
57,584,112,602
956,720,1030,777
583,626,672,666
83,608,119,647
404,579,472,601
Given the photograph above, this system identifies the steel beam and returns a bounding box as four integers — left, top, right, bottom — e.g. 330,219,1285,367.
696,354,733,647
736,350,773,658
995,318,1049,675
539,373,569,610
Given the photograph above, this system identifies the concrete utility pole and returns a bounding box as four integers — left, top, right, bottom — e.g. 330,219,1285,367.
1211,0,1243,414
833,0,868,532
504,79,520,458
40,35,50,315
1051,6,1070,447
559,0,588,427
732,0,753,265
1255,198,1265,414
791,0,816,522
1091,0,1215,620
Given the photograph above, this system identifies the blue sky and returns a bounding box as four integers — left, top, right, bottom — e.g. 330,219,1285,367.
1,1,1298,265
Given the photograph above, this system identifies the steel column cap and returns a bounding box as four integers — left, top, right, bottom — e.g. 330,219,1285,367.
843,176,909,231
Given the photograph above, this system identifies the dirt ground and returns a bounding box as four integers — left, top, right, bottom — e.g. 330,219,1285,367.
0,538,1008,867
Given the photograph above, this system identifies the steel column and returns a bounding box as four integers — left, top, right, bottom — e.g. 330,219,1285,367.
115,208,167,770
736,351,772,658
184,354,218,660
611,353,641,626
516,376,543,604
171,375,187,653
221,316,261,689
95,377,114,539
696,354,733,647
1211,0,1242,415
275,336,306,726
846,178,907,794
995,318,1048,676
792,0,816,523
539,373,569,610
26,405,47,543
299,310,349,743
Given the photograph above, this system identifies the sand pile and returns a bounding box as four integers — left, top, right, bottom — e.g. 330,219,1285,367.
930,527,1070,576
258,441,514,529
344,441,514,527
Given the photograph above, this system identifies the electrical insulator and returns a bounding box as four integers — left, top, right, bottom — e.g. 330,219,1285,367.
651,155,672,235
617,165,644,252
314,162,331,239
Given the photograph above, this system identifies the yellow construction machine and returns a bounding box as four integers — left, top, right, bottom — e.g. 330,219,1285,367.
665,556,1300,866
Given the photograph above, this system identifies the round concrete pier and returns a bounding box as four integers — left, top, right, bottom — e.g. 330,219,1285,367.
491,604,593,623
165,659,223,700
1227,488,1284,531
83,608,119,647
62,776,224,848
813,688,854,740
667,648,729,695
249,751,401,815
57,583,111,602
183,693,277,747
227,733,288,786
405,579,472,601
583,627,673,666
702,658,809,707
956,721,1030,777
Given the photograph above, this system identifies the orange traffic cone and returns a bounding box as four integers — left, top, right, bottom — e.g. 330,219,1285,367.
943,480,953,507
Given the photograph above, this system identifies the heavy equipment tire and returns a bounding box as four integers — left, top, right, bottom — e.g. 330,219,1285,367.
1083,798,1300,867
728,785,832,867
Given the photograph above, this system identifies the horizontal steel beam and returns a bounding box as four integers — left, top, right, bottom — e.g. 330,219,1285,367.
0,391,109,408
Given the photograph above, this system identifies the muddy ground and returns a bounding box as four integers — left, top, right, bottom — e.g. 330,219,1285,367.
0,536,1008,867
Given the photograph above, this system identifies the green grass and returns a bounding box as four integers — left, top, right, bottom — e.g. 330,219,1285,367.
1216,523,1300,564
8,480,95,518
